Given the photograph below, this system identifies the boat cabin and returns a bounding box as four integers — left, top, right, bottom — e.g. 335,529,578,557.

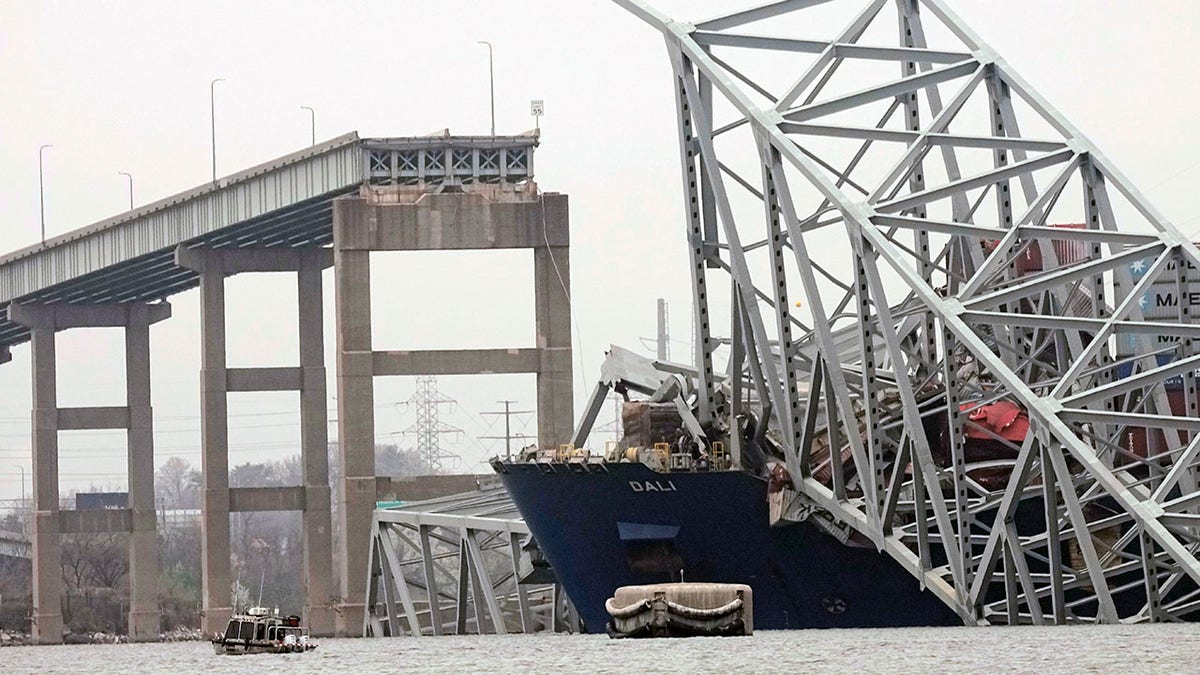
213,606,316,654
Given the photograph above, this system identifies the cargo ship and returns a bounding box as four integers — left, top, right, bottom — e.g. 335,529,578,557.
491,351,1174,630
490,216,1198,630
491,344,987,631
493,451,961,631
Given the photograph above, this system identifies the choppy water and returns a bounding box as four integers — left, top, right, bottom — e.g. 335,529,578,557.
4,624,1197,674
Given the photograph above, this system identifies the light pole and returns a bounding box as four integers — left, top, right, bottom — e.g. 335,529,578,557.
210,78,225,183
38,144,52,243
119,172,133,210
15,465,25,534
502,400,513,459
301,106,315,146
477,41,495,136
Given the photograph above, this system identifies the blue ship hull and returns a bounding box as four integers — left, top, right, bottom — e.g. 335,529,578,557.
495,461,960,631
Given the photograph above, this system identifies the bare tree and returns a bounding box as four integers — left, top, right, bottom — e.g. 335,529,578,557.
156,457,200,509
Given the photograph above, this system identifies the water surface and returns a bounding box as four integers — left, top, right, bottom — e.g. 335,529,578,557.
5,624,1194,674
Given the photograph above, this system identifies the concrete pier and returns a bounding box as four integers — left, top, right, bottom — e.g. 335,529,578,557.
176,247,336,636
9,302,169,643
333,181,573,634
0,133,574,639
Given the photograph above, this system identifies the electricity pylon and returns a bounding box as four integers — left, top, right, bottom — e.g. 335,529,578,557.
400,375,463,473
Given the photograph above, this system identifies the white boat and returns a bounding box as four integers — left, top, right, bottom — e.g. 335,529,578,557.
211,607,318,655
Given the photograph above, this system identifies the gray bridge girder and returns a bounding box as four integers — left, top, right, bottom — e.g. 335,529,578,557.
364,485,578,637
0,133,540,349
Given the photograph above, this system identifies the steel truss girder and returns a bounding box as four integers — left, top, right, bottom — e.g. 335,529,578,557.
616,0,1200,625
363,489,576,637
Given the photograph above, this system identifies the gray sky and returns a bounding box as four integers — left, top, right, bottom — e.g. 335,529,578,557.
0,0,1198,499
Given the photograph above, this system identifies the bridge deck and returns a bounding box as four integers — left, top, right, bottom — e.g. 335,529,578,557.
0,529,30,559
0,132,538,350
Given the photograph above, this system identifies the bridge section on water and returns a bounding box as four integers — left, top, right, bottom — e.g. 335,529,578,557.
364,483,579,637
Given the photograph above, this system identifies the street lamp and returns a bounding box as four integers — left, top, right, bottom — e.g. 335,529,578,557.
119,172,133,210
210,78,226,183
477,41,495,136
38,144,52,243
15,465,25,534
300,106,315,146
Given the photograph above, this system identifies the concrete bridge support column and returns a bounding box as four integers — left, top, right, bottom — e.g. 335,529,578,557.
183,249,231,637
125,307,162,640
332,239,374,636
533,235,575,447
22,307,61,645
10,301,170,644
331,184,573,635
297,251,337,636
176,246,336,637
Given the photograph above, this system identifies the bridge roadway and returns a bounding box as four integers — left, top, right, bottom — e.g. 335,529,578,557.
0,130,574,642
0,529,30,559
0,132,536,351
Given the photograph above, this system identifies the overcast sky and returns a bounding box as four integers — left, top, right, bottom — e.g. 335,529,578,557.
1,0,1198,500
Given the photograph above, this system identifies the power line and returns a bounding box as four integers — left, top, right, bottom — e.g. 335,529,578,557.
592,392,625,444
1146,158,1200,192
0,398,402,424
480,400,533,459
0,410,318,424
637,298,675,361
398,376,462,473
0,419,326,438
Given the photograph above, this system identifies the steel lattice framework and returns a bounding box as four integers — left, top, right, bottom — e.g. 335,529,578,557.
616,0,1200,624
364,485,578,636
402,376,464,473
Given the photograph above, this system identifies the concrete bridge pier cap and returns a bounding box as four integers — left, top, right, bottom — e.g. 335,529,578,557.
332,178,573,635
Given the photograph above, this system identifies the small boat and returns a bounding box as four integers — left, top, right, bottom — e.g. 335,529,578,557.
211,607,318,655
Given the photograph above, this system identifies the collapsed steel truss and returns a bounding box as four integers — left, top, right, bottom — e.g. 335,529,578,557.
364,485,578,636
616,0,1200,624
